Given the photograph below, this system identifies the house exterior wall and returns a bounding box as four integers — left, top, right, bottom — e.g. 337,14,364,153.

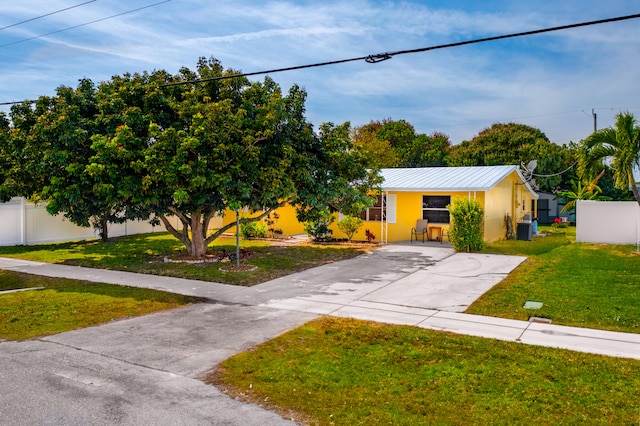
216,169,537,244
483,171,537,242
356,191,478,243
262,182,533,244
218,204,305,237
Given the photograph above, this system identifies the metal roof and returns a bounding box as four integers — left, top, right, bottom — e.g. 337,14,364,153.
380,165,538,197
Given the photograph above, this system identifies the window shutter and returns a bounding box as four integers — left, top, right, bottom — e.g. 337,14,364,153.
386,194,396,224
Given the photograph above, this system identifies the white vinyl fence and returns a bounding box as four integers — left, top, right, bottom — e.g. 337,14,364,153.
0,197,161,246
576,200,640,245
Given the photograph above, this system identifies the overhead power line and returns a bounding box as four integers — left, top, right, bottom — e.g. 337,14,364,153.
3,11,640,106
161,12,640,87
0,100,36,106
0,0,171,49
0,1,97,32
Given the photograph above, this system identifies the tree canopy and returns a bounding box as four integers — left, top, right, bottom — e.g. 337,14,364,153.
351,119,450,168
4,79,150,241
447,122,573,192
0,57,379,256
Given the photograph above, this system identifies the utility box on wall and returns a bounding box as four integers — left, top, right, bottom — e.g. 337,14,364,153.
517,222,533,241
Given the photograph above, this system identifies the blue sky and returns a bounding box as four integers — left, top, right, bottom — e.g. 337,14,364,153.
1,0,639,146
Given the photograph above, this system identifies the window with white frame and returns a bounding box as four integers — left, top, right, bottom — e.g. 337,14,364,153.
361,194,385,221
422,195,450,223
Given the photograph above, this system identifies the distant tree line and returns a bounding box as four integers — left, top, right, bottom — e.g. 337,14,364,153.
351,117,639,201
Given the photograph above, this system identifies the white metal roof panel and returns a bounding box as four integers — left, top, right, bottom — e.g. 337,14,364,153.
380,165,536,195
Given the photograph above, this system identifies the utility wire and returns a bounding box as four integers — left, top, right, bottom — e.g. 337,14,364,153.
0,100,36,106
0,0,171,49
531,160,579,178
3,11,640,106
0,1,97,31
161,12,640,87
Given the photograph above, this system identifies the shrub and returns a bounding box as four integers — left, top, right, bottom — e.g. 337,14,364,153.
240,220,267,239
447,198,484,252
504,214,515,240
304,211,335,241
266,212,283,238
365,229,376,242
337,216,363,241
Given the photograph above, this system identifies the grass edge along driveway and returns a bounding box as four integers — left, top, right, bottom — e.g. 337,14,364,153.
469,226,640,334
0,232,373,287
0,270,201,341
211,316,640,425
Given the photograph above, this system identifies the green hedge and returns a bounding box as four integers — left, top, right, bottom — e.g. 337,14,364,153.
447,198,484,252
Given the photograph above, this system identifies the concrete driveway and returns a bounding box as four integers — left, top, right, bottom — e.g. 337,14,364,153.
258,243,525,314
0,243,543,425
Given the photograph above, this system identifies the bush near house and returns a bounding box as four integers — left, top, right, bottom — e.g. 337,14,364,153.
336,215,363,241
447,198,484,252
240,220,268,239
304,210,335,241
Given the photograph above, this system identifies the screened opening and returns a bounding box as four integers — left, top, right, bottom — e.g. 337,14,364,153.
360,194,385,222
422,195,451,224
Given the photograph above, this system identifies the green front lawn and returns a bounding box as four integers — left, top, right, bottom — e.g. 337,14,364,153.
0,270,200,340
0,232,372,286
470,226,640,333
212,317,640,425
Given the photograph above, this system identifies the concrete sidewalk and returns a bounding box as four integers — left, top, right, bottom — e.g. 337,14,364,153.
1,244,639,360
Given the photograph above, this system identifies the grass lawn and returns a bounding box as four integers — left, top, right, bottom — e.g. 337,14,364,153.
0,270,200,340
469,226,640,333
211,317,640,425
0,232,372,286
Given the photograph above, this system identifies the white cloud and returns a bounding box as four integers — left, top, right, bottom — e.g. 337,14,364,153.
2,0,640,146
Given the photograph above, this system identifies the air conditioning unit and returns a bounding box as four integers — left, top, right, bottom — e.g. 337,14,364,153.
517,222,533,241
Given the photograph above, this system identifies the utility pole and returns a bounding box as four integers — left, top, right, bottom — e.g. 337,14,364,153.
592,108,597,132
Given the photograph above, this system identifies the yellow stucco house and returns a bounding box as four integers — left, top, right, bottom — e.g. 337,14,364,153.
219,165,538,243
366,165,538,243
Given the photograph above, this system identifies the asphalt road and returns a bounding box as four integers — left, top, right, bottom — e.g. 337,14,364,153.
0,303,315,425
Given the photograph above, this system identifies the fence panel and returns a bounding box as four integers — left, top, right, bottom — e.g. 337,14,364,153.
0,198,163,246
576,200,640,245
0,198,25,245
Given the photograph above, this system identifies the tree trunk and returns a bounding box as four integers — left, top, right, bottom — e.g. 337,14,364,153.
99,218,109,242
159,208,212,257
190,210,207,257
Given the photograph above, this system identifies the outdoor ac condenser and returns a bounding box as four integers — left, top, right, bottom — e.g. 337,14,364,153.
517,222,533,241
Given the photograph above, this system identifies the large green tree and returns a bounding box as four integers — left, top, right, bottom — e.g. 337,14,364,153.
448,123,572,192
351,120,399,168
578,111,640,206
0,112,20,201
351,119,450,168
5,79,148,241
95,58,378,257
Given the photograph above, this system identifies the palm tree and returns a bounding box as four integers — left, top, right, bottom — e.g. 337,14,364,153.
557,170,610,214
578,111,640,206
